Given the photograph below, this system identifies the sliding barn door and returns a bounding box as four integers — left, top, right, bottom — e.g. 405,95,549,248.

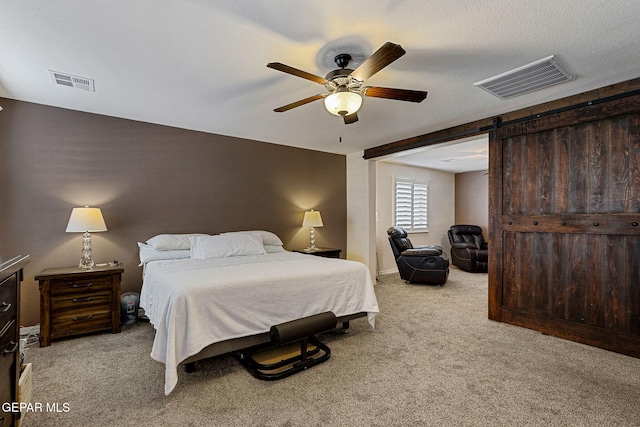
489,106,640,358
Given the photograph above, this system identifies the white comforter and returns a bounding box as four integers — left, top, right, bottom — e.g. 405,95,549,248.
140,251,379,395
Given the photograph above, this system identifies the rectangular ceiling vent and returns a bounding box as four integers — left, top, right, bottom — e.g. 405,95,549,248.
48,70,95,92
474,55,574,100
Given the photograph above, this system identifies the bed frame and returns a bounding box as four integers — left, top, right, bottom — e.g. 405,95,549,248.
181,312,367,371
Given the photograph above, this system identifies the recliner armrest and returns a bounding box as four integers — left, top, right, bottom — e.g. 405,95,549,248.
401,248,442,257
414,244,443,252
451,242,477,249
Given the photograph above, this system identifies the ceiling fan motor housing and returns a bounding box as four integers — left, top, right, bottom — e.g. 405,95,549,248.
324,68,362,93
334,53,352,69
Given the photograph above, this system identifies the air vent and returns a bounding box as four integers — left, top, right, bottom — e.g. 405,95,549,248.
49,70,95,92
474,55,574,100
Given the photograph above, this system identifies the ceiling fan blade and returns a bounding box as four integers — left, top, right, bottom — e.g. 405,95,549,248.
343,112,358,124
267,62,328,85
350,42,406,82
274,94,326,112
362,86,427,103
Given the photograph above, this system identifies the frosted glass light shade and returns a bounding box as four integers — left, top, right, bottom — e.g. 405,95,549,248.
302,210,323,227
324,91,362,116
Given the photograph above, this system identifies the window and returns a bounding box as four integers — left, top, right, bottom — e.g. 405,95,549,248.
394,178,428,232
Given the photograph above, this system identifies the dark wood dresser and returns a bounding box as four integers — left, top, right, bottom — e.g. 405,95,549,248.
35,264,123,347
0,255,29,427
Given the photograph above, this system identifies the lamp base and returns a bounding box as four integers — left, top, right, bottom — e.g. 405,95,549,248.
78,257,95,269
306,227,317,251
78,231,95,269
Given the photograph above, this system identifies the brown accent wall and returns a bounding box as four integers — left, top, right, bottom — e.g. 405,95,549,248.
454,170,488,237
0,98,347,326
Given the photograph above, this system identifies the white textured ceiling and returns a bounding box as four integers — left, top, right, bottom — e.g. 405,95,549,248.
1,0,639,163
383,136,489,173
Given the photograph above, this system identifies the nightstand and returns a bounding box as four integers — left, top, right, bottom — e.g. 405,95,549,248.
293,248,342,258
35,264,123,347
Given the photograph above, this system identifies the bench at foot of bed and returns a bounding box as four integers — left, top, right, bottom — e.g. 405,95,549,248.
181,312,367,373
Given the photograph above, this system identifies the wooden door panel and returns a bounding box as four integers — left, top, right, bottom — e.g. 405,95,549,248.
502,233,638,332
627,236,640,335
492,110,640,358
503,117,640,216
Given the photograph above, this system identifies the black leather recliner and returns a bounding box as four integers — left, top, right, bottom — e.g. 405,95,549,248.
387,226,449,285
447,225,488,273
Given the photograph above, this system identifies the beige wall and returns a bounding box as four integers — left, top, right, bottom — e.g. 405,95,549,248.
375,162,455,275
454,170,489,238
346,152,376,279
0,98,347,326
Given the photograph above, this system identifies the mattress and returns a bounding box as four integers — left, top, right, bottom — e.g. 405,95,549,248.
140,251,379,394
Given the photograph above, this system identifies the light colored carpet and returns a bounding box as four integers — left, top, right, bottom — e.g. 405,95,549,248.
22,267,640,426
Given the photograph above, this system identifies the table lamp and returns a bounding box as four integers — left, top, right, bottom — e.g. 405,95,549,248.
66,206,107,269
302,210,323,250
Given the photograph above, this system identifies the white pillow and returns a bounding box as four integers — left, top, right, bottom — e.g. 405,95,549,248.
222,230,283,246
264,244,285,253
146,233,208,250
138,242,191,266
190,234,266,259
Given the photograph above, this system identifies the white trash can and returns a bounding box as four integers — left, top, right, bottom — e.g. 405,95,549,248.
121,292,139,325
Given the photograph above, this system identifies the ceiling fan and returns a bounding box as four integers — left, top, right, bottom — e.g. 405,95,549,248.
267,42,428,124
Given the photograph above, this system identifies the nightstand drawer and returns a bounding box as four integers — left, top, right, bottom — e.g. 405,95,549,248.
51,307,112,335
51,290,112,310
50,276,112,296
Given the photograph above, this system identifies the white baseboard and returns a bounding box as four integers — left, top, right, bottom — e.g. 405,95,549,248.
377,268,398,276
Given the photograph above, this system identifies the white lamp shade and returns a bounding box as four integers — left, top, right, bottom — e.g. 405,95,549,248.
65,207,107,232
302,210,323,227
324,91,362,116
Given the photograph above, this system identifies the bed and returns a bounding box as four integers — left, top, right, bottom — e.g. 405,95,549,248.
138,231,379,395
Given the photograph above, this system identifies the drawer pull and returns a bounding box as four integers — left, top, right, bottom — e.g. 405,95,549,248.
72,282,93,288
0,302,11,312
2,341,19,355
72,296,94,303
73,315,93,321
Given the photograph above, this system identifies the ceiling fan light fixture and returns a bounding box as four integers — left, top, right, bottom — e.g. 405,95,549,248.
324,89,362,116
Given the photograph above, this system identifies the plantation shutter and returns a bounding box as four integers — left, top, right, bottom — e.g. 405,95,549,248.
412,182,428,230
394,179,428,231
395,180,413,229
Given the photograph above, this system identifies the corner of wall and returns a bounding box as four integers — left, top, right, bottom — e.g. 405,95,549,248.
346,151,376,280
